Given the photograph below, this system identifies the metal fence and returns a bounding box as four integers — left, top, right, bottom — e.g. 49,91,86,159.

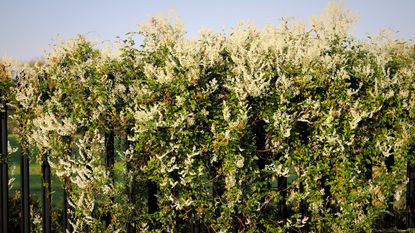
0,100,161,233
1,99,415,232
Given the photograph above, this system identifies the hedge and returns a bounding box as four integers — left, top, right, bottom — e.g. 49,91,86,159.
1,2,415,232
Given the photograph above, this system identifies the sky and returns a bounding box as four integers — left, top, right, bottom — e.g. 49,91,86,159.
1,0,414,61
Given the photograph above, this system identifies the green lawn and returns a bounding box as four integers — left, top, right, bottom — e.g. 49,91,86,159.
8,134,64,208
8,133,126,209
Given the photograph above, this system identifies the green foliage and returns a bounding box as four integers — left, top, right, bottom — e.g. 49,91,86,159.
3,2,415,232
7,192,63,233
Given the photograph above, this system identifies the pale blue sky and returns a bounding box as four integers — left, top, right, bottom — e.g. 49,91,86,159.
1,0,414,61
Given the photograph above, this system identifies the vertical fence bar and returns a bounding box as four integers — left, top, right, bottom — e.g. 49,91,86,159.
63,177,72,233
62,137,73,233
364,157,372,217
41,153,51,233
298,121,309,231
105,128,115,227
278,175,288,219
127,172,137,233
255,120,266,171
20,137,30,233
407,162,415,228
148,171,158,230
384,155,395,228
105,129,115,178
0,98,8,233
63,181,68,232
126,128,137,233
148,180,158,213
0,153,3,233
190,213,200,233
255,119,267,232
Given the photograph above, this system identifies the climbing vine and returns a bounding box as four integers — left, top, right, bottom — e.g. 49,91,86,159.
2,2,415,232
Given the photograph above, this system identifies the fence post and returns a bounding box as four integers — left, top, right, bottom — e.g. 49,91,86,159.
126,128,137,233
62,137,73,233
298,121,309,231
63,177,73,233
0,98,8,233
278,175,288,218
20,135,30,233
407,162,415,228
127,171,137,233
255,119,267,232
105,128,115,227
190,214,200,233
364,156,372,217
147,150,158,230
384,155,395,228
41,152,51,233
148,180,158,217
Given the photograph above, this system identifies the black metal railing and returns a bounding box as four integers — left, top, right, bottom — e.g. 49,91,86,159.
1,97,9,233
1,101,415,232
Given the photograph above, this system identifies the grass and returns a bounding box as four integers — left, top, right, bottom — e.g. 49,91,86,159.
8,134,65,208
8,131,126,209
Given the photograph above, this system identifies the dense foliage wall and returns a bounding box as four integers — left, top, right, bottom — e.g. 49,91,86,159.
2,2,415,232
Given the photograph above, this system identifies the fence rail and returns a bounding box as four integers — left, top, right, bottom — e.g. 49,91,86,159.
1,98,9,233
1,102,415,232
